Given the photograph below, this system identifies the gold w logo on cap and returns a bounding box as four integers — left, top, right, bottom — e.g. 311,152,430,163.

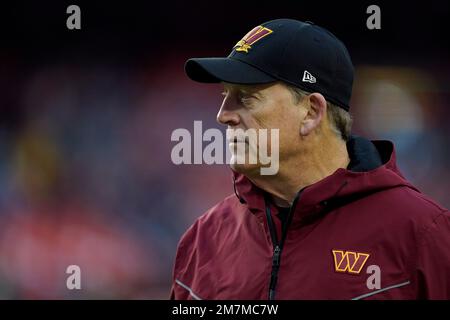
234,26,273,53
332,250,370,275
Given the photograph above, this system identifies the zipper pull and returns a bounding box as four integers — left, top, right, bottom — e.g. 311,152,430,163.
272,245,281,267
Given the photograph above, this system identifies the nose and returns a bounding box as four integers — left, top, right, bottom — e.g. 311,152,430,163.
216,96,240,126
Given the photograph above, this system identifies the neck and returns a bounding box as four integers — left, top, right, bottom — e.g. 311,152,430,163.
248,134,350,207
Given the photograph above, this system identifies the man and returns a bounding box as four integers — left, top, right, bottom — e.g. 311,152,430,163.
171,19,450,300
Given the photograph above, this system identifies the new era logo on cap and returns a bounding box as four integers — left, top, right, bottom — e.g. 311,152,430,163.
302,70,316,83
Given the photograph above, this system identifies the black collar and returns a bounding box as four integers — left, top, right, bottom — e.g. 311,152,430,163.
346,135,383,172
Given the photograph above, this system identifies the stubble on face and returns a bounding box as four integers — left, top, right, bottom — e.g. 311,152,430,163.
225,83,306,177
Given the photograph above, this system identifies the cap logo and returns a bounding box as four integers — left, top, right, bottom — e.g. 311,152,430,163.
234,26,273,53
302,70,316,83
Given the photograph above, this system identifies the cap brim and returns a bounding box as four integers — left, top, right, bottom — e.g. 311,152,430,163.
185,57,276,84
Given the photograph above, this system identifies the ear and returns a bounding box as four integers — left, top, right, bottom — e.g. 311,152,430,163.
300,93,327,136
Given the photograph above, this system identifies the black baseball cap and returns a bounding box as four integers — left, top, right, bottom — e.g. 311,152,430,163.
185,19,354,111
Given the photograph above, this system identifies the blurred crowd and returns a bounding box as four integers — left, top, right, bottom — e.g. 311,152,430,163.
0,54,448,298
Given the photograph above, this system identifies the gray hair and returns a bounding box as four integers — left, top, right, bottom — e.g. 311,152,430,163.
285,85,353,141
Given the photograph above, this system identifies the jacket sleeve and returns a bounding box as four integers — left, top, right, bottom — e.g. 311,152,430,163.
169,220,200,300
414,211,450,299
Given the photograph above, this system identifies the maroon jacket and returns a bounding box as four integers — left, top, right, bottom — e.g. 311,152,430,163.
171,137,450,300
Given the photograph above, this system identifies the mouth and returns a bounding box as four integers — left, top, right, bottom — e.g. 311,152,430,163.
229,137,248,144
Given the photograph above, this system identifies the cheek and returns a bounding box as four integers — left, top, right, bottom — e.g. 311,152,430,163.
251,106,301,154
237,109,263,130
250,106,286,130
269,106,300,133
273,107,302,153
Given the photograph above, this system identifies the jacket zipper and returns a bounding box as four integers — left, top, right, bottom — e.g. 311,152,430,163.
265,189,304,300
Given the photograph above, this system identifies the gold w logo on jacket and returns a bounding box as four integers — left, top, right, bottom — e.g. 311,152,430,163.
332,250,370,274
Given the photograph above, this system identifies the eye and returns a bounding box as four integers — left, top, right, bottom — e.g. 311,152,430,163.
239,93,256,105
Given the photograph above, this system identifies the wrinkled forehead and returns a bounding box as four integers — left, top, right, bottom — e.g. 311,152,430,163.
221,81,279,93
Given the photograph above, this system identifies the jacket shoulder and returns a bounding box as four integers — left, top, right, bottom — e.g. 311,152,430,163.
193,194,244,232
379,185,448,223
172,194,244,272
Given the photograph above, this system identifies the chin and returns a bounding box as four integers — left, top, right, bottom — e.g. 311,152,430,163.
229,161,261,176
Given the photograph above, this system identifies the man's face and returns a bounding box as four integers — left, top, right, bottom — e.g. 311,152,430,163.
217,82,307,176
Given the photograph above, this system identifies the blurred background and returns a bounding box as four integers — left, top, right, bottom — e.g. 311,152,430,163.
0,0,449,298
